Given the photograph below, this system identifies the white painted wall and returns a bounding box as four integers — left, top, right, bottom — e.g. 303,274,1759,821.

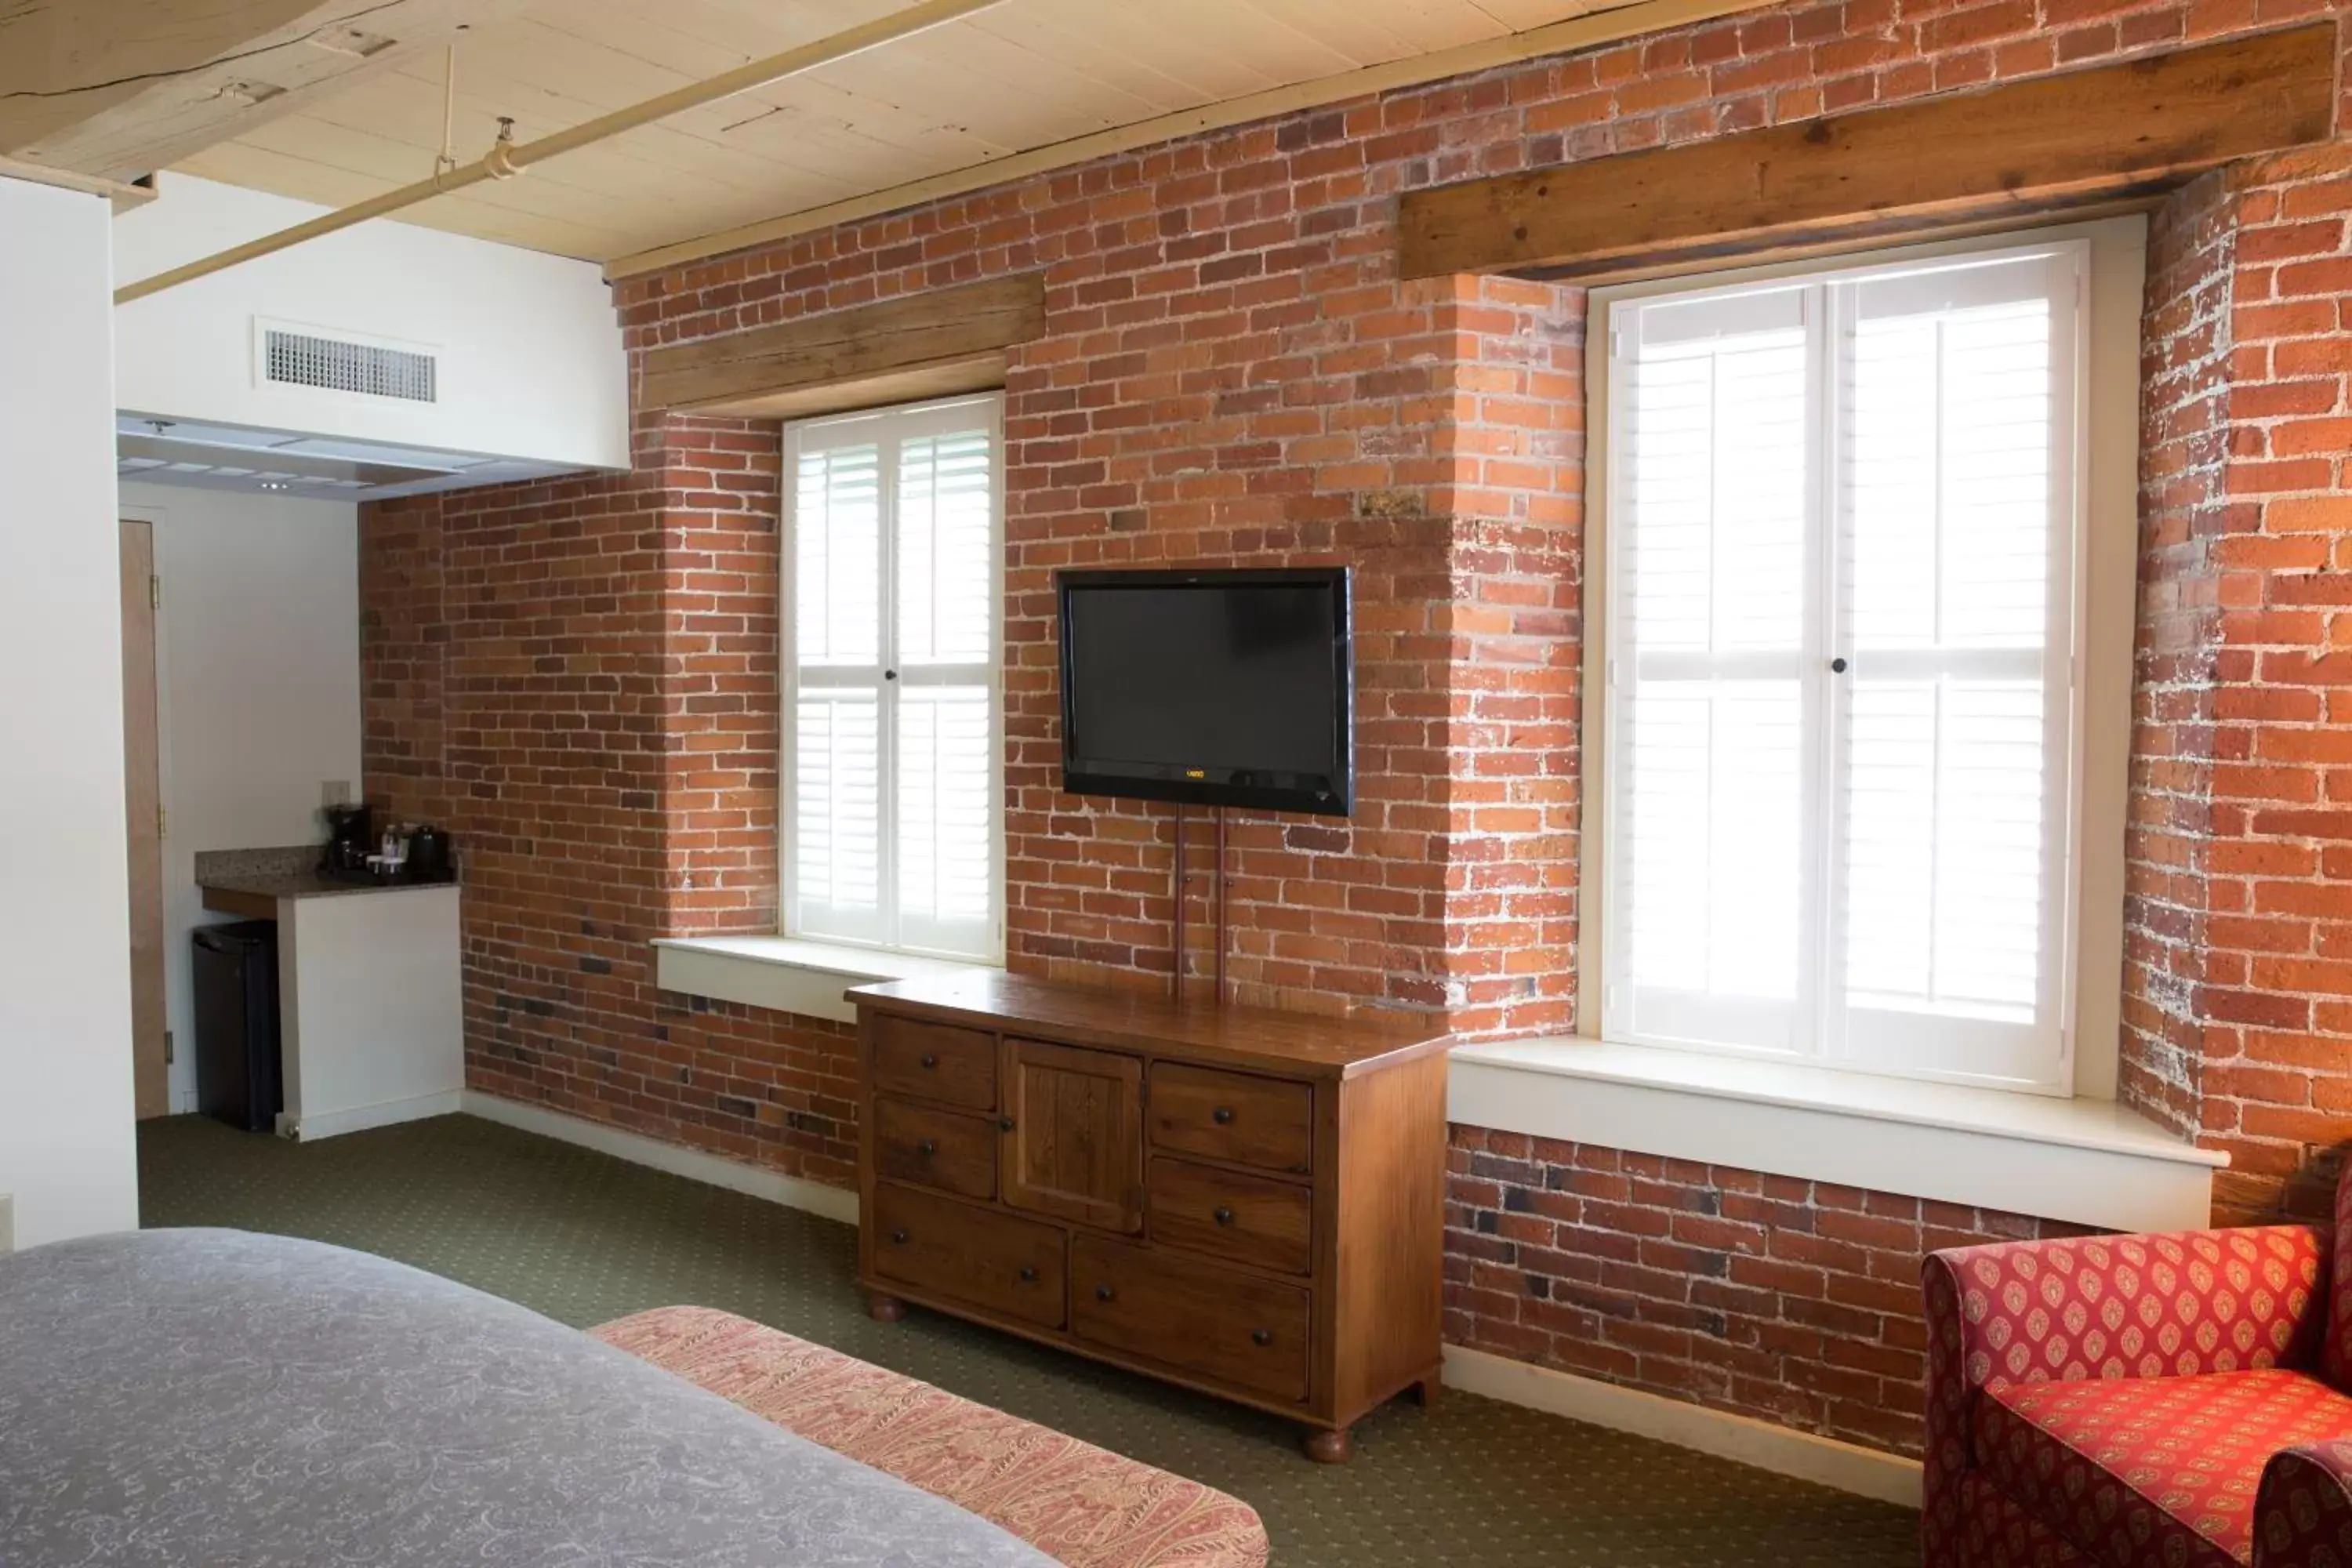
113,175,628,470
281,887,463,1141
0,177,141,1246
119,481,363,1111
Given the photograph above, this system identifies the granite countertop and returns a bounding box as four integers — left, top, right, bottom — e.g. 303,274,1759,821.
194,845,458,902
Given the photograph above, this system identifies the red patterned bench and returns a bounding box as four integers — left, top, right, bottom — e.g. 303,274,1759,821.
593,1306,1270,1568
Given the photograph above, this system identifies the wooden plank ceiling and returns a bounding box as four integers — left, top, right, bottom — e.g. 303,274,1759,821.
165,0,1719,269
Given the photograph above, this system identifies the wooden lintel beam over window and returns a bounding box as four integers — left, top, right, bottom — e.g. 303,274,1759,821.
638,273,1049,420
1397,23,2337,283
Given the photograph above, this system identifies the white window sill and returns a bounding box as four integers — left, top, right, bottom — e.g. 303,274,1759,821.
652,935,1001,1025
1447,1037,2224,1234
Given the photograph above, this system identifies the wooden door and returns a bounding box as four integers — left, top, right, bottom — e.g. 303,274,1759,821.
1000,1038,1143,1233
119,520,168,1120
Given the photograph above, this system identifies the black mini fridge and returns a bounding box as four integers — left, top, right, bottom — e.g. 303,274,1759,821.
192,921,282,1133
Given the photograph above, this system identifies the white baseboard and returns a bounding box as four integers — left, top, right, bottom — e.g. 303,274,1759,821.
458,1091,860,1225
283,1090,464,1142
1442,1345,1922,1508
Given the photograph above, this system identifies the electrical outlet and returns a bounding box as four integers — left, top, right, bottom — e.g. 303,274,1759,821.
321,780,352,807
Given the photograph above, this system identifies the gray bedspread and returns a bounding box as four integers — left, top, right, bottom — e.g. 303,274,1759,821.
0,1228,1053,1566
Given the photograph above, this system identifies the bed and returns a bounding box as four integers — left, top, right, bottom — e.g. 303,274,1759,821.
0,1228,1053,1566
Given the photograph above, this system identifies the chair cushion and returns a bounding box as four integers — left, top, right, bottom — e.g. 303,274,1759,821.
592,1306,1270,1568
1973,1368,2352,1566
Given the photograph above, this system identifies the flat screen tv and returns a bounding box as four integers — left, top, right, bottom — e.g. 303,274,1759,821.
1058,567,1353,817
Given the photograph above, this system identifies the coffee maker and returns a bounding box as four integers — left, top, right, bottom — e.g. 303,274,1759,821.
322,803,372,876
407,825,452,882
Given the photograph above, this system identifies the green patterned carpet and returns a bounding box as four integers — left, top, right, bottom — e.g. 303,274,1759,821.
139,1112,1915,1567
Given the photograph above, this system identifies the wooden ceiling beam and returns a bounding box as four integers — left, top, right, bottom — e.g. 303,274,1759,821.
1398,23,2339,282
0,0,528,182
639,273,1047,418
0,154,155,209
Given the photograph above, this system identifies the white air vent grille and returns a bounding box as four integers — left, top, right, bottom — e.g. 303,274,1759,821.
263,328,437,403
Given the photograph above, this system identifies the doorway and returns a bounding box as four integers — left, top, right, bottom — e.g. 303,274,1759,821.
120,519,168,1118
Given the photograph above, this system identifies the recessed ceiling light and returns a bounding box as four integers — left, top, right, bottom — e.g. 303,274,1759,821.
259,481,291,491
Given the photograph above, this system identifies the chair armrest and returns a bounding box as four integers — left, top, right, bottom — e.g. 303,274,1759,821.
2256,1440,2352,1567
1921,1225,2326,1568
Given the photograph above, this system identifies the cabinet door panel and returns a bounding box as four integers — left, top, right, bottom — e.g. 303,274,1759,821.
1000,1037,1143,1233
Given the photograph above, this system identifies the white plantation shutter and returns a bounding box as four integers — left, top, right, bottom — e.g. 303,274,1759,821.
1831,254,2075,1080
1602,241,2085,1091
1613,285,1813,1054
896,686,996,952
897,430,996,666
786,396,1002,960
794,443,880,667
793,692,883,942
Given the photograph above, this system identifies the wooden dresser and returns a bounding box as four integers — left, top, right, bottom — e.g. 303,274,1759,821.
850,971,1452,1461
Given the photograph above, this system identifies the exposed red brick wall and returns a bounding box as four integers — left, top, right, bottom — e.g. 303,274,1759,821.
2122,172,2237,1141
2186,144,2352,1224
359,0,2352,1457
364,416,855,1184
360,492,451,826
1445,1127,2086,1456
657,416,783,938
1434,277,1585,1030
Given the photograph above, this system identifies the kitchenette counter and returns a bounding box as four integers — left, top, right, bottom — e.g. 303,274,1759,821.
195,846,454,916
190,843,463,1142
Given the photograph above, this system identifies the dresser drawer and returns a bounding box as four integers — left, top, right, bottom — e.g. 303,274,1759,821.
871,1015,996,1111
1149,1063,1313,1175
873,1097,996,1201
872,1183,1066,1329
1149,1156,1313,1276
1071,1236,1310,1402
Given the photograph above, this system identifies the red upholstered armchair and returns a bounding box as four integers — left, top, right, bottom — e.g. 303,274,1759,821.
1921,1189,2352,1568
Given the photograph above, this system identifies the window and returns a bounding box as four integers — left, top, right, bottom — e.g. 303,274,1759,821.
783,394,1003,962
1587,226,2138,1094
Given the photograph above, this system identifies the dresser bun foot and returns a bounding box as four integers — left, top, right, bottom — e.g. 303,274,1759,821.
1410,1375,1442,1410
863,1290,907,1323
1301,1426,1354,1464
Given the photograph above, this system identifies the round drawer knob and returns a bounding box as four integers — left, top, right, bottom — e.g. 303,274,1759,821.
1095,1284,1116,1303
916,1139,937,1157
1213,1207,1236,1225
1250,1329,1272,1347
890,1229,909,1245
1018,1265,1037,1282
1212,1106,1235,1125
1000,1116,1016,1132
920,1053,938,1069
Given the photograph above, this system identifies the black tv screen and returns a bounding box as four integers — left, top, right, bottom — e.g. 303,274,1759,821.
1058,568,1353,817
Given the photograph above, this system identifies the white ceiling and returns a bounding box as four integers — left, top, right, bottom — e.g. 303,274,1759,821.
115,415,582,499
